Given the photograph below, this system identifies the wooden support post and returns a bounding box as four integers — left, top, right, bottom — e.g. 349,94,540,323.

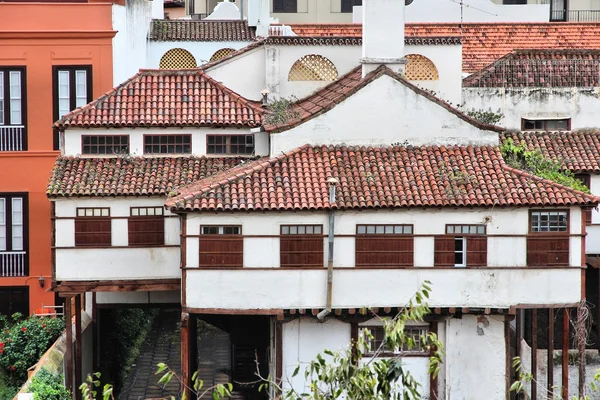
548,308,554,399
189,315,197,400
74,295,82,400
276,320,283,387
562,308,569,400
65,296,74,398
92,293,99,371
578,305,586,399
430,321,439,400
532,309,538,400
505,316,510,400
181,312,190,400
516,309,522,359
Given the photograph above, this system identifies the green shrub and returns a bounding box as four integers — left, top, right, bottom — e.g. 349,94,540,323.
26,369,69,400
0,314,65,385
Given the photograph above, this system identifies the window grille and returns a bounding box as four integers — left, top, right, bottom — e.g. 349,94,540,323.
209,48,235,62
362,325,429,356
206,135,254,155
530,211,568,232
159,48,197,69
82,135,129,155
405,54,439,81
144,135,191,154
288,55,338,81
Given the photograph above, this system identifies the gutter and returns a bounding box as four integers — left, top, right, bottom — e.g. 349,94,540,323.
317,177,338,322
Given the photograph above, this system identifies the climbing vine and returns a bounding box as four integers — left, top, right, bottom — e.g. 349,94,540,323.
501,138,589,193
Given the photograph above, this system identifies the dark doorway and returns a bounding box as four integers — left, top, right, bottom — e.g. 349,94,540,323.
0,286,29,317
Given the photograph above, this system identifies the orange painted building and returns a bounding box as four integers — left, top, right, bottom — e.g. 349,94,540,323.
0,1,115,315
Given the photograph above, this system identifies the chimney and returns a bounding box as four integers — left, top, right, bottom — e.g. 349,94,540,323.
360,0,406,77
247,0,270,37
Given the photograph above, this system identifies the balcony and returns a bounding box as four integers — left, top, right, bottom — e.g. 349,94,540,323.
0,251,27,277
0,125,25,151
551,9,600,22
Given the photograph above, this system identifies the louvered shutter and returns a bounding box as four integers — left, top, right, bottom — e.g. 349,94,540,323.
434,236,455,267
466,236,487,266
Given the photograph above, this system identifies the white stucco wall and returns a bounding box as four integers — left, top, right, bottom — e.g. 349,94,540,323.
271,74,499,154
54,198,180,281
63,127,266,157
147,40,252,70
112,1,152,86
445,315,506,399
282,317,351,392
184,207,584,309
406,0,548,23
585,174,600,254
462,87,600,131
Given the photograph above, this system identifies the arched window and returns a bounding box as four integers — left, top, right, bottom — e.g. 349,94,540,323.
210,48,236,62
404,54,439,81
159,48,197,69
288,54,338,81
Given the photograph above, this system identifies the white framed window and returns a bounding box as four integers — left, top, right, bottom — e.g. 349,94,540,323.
0,198,5,251
0,68,25,127
9,71,22,125
454,237,467,267
201,226,241,235
0,72,4,125
360,324,429,356
0,194,26,252
58,70,70,118
530,210,568,232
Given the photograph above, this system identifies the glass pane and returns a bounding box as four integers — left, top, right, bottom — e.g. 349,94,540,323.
366,225,375,234
85,209,93,216
10,99,21,125
404,225,412,234
454,238,464,251
384,226,393,234
0,199,5,251
58,71,69,96
282,226,289,234
0,198,4,224
132,208,139,216
0,73,3,125
75,71,87,97
101,209,109,216
470,226,477,234
447,226,454,234
59,99,70,118
477,226,485,234
306,226,313,234
454,251,463,266
0,225,5,251
140,208,147,216
375,226,384,234
357,225,366,234
314,226,322,234
11,225,23,251
298,226,305,234
9,71,21,98
290,226,297,234
11,198,22,224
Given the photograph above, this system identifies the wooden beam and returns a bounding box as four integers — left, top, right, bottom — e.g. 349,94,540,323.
434,308,441,315
485,307,491,315
74,295,82,400
383,307,391,314
181,312,190,400
462,307,470,314
185,308,284,316
53,279,181,293
65,296,74,398
548,308,554,399
562,308,569,400
449,307,456,314
334,308,342,316
532,309,538,400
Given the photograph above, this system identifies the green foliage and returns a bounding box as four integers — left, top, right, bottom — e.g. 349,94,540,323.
155,362,233,400
26,369,69,400
0,369,18,400
263,97,300,126
271,282,444,400
0,313,65,385
99,308,157,391
501,138,590,193
80,373,113,400
464,108,504,125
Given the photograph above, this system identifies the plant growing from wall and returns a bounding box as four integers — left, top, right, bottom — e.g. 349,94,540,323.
0,313,65,386
459,107,504,125
26,369,70,400
501,138,590,193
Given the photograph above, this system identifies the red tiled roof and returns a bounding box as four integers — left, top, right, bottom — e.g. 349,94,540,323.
463,49,600,88
166,144,599,212
264,65,502,133
149,19,256,42
55,69,263,129
47,156,246,197
501,131,600,173
287,23,600,73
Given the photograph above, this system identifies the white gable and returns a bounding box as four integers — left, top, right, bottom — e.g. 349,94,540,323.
271,73,499,154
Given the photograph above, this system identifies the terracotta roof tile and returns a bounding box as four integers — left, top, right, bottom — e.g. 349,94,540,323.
54,69,263,129
263,65,502,133
463,49,600,87
501,131,600,172
166,144,599,211
149,19,257,42
287,23,600,73
47,156,247,197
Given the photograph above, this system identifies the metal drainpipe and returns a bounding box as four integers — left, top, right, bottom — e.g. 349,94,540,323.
317,178,338,322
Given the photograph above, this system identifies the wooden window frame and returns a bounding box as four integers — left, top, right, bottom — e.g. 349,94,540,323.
0,67,27,151
206,134,255,156
361,325,429,357
53,66,92,151
74,207,111,247
199,225,243,268
82,135,129,155
143,134,192,155
528,209,570,266
521,118,571,132
280,225,324,268
273,0,297,13
435,225,487,267
355,224,414,268
128,207,165,247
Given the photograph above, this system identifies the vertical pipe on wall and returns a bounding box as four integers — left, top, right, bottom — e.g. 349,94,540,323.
317,178,338,322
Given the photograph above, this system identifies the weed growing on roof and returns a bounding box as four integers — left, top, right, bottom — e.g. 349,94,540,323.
501,138,589,193
263,97,300,126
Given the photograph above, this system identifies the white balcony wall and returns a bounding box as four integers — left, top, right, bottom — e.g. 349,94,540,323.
186,267,581,309
96,290,180,304
63,127,265,158
54,198,180,281
147,41,253,70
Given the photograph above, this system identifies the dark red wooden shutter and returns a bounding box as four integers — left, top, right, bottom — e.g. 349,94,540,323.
199,236,243,267
527,237,569,266
128,216,164,246
74,218,111,246
466,236,487,266
355,236,413,267
280,236,323,267
434,236,455,267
